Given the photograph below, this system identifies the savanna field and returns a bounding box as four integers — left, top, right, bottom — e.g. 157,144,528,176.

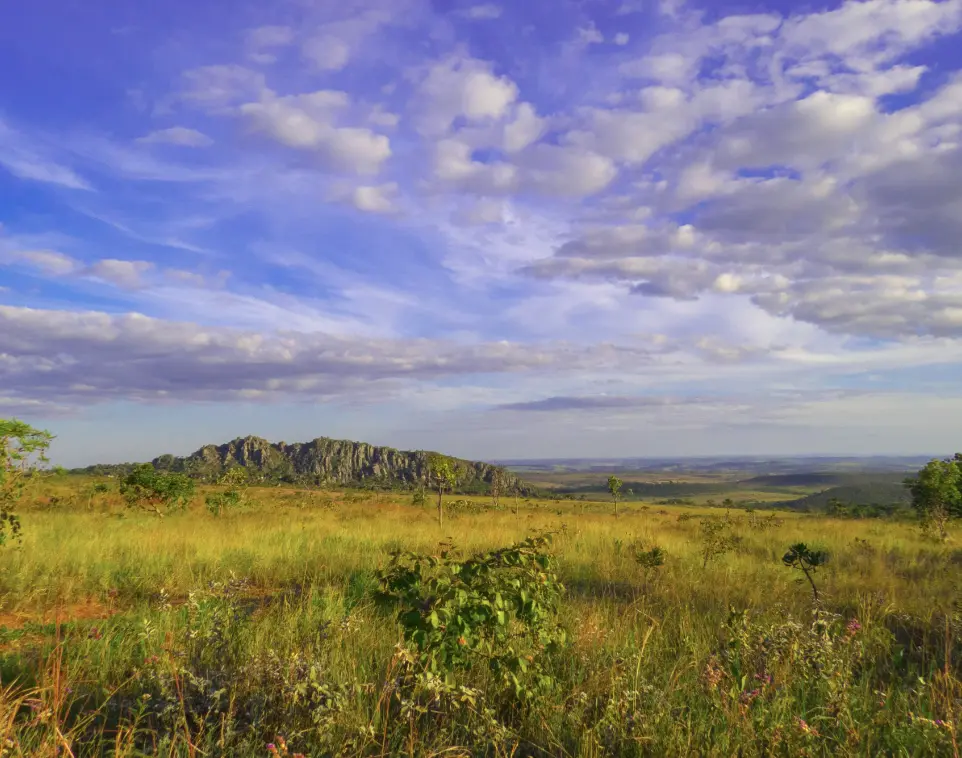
1,475,961,757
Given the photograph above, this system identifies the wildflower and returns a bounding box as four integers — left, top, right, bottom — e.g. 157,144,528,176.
702,656,724,690
457,636,467,646
796,717,820,737
845,618,862,637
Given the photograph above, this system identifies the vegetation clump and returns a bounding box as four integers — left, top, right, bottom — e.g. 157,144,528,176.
120,463,195,516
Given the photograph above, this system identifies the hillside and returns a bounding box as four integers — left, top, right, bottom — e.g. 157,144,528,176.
76,435,532,494
780,482,912,512
739,471,912,488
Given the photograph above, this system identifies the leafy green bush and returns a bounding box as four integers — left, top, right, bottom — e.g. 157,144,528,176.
120,463,195,516
204,467,249,516
699,516,741,568
376,533,567,701
0,419,54,546
633,544,666,571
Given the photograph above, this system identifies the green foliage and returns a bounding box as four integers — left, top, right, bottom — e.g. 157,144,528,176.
427,453,460,527
489,467,507,509
204,467,249,516
120,463,195,516
607,475,623,516
0,418,54,546
411,486,426,507
905,457,962,539
376,534,567,701
633,544,666,571
699,515,741,568
783,542,830,603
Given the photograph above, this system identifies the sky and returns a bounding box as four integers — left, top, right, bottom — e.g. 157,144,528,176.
2,0,962,466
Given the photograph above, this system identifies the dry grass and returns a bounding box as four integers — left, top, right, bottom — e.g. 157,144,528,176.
0,478,957,756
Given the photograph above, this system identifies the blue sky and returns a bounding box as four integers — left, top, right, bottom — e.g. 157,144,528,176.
3,0,962,466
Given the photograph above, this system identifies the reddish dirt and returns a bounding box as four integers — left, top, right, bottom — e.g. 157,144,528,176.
0,598,115,631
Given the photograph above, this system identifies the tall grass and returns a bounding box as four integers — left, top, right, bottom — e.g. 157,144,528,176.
0,481,959,756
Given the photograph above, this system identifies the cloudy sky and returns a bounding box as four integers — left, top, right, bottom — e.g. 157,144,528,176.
2,0,962,466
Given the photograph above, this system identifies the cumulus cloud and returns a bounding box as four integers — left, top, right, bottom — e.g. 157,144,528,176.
517,0,962,341
352,182,398,213
519,144,617,196
240,89,391,174
8,249,80,276
413,57,519,136
85,259,154,289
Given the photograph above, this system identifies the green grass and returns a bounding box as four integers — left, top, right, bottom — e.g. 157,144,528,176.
0,479,959,756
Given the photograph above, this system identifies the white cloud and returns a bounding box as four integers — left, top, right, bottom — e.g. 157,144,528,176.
520,144,617,196
302,36,351,70
0,119,92,190
240,90,391,174
432,138,518,192
465,4,502,19
84,259,155,289
136,127,213,147
180,65,266,110
413,57,519,136
9,249,80,276
352,182,398,213
245,25,294,63
300,9,394,72
502,102,545,153
613,33,630,45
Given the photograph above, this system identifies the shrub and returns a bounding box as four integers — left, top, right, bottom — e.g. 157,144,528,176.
120,463,195,516
204,467,249,516
376,533,567,701
0,419,54,546
699,516,741,568
782,542,830,603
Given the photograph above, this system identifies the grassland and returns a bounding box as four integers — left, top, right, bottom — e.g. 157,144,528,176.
0,476,959,756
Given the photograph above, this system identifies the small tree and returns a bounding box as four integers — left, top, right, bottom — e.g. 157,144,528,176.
490,467,507,509
428,454,458,528
782,542,829,603
0,419,54,546
699,516,740,568
905,458,962,540
608,475,623,517
205,466,249,517
120,463,195,517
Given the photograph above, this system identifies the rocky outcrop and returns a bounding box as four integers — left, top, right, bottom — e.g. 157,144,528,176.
150,435,530,493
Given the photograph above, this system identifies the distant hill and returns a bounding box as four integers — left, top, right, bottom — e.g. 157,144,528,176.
779,482,912,512
739,471,912,489
500,456,934,476
73,435,532,493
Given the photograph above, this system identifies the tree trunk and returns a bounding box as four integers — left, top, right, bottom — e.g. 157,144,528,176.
437,486,443,528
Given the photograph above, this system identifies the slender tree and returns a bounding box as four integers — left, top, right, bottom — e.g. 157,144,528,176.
428,454,458,528
490,467,507,509
608,475,623,517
